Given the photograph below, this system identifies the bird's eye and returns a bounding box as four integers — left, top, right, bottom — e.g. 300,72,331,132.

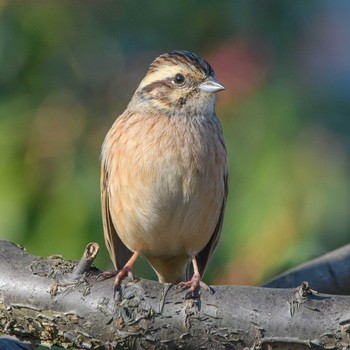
174,73,185,84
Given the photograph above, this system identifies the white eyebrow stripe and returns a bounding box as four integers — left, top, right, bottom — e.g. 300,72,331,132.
138,66,184,89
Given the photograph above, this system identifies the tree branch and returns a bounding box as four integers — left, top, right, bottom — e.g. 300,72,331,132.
0,240,349,349
263,244,350,295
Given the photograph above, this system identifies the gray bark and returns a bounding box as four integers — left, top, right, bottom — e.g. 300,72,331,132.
0,240,350,350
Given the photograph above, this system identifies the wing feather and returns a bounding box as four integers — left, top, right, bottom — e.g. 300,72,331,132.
101,160,133,270
186,170,228,280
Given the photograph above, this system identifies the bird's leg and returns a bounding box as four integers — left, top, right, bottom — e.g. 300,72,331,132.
97,251,140,297
177,255,212,297
113,250,140,288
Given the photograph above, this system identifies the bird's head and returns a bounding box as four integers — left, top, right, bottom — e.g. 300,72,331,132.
129,51,225,117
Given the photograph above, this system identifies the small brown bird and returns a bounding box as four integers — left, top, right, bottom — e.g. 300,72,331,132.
101,50,227,294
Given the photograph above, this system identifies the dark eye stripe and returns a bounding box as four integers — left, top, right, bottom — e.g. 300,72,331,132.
140,79,172,95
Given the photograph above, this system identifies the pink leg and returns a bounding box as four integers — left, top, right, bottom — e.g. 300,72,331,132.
97,251,140,297
113,251,140,290
177,255,212,296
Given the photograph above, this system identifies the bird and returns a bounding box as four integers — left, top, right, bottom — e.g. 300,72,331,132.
100,50,228,295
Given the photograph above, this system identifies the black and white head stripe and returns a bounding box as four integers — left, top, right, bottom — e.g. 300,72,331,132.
149,50,214,77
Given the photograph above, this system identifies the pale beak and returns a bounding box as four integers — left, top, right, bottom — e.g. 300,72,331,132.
199,76,225,93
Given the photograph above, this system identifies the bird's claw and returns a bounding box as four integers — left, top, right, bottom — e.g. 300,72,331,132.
113,266,135,284
177,273,214,298
96,270,119,281
96,267,137,299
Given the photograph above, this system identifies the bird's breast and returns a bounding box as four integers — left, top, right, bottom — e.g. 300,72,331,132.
103,112,227,257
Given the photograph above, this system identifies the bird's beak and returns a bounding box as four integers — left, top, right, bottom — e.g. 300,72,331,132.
199,76,225,93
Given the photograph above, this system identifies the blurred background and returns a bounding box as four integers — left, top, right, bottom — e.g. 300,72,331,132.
1,0,350,293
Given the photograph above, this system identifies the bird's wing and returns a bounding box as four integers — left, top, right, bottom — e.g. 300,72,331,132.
187,170,228,280
101,161,133,270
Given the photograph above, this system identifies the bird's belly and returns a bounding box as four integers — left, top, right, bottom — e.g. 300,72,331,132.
109,160,223,258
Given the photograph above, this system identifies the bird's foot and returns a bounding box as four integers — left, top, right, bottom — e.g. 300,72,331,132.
177,273,214,298
113,266,136,286
96,270,119,281
97,267,136,299
113,266,137,299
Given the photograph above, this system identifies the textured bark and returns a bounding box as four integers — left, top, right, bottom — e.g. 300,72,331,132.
0,240,350,350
